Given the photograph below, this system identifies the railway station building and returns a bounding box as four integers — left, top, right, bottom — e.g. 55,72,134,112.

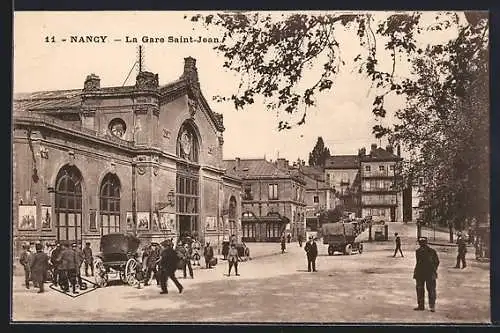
12,57,242,255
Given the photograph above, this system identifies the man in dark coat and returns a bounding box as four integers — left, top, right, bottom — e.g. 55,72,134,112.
203,242,214,269
304,236,318,272
83,242,94,277
287,233,291,243
393,232,404,257
19,243,32,289
50,243,62,285
30,243,49,293
413,237,440,312
298,234,303,248
281,235,286,254
182,243,194,279
57,243,78,294
455,232,467,269
143,244,160,286
158,240,183,294
72,243,85,286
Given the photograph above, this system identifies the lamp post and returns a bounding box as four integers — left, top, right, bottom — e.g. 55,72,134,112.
132,162,137,237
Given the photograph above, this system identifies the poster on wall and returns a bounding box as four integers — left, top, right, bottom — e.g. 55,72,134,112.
126,212,133,231
41,206,52,229
18,205,36,230
205,216,216,231
152,212,160,230
159,212,175,231
137,212,150,230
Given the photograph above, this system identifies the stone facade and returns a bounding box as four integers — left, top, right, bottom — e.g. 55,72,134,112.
12,57,242,256
223,158,306,242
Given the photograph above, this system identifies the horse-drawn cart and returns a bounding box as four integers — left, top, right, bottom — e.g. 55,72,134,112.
93,233,141,287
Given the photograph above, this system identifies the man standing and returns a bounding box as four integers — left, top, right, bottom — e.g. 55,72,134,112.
73,243,85,286
304,236,318,272
455,232,467,269
287,233,292,244
281,235,286,254
227,243,241,276
183,243,194,279
298,234,303,248
57,242,78,294
83,242,94,277
413,237,440,312
204,242,214,269
393,232,404,257
30,243,49,293
19,243,31,289
159,240,183,295
192,238,202,266
144,244,160,286
50,243,62,286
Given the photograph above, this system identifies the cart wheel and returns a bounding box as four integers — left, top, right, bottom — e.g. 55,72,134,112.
125,259,138,286
328,245,334,256
358,243,363,254
94,258,108,287
344,244,352,255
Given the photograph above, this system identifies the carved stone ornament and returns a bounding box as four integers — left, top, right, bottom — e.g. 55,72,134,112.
162,129,171,139
40,146,49,159
83,74,100,91
109,162,116,174
218,135,224,146
180,131,192,159
207,146,214,155
188,98,198,118
137,166,146,175
135,71,159,90
153,166,159,176
152,155,159,163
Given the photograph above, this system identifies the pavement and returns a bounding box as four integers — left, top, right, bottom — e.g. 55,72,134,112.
11,223,490,323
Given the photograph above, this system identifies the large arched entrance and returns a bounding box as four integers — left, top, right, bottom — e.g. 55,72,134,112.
176,121,200,238
55,165,83,244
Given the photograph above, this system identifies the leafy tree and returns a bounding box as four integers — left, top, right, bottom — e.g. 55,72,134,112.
189,11,488,226
308,136,331,166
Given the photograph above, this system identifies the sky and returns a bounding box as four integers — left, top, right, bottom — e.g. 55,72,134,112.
13,11,463,162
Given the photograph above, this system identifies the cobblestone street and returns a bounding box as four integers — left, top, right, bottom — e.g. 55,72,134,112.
11,223,490,323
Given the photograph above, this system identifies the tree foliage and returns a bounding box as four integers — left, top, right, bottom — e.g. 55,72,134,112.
189,11,489,225
308,136,331,167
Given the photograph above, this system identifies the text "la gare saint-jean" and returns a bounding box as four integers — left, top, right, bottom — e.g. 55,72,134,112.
44,35,220,44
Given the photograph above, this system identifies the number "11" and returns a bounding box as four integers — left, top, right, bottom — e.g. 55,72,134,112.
45,36,55,43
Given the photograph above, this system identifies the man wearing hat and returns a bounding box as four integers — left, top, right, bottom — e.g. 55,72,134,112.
413,237,440,312
19,243,32,289
83,242,94,277
304,236,318,272
455,232,467,269
72,243,85,287
50,242,62,286
203,241,214,269
56,242,78,294
158,240,183,294
30,243,49,293
393,232,404,257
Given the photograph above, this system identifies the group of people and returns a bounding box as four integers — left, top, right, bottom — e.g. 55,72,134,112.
19,241,94,294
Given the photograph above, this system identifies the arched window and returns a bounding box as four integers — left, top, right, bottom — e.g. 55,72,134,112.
100,173,121,235
177,121,200,162
55,165,83,244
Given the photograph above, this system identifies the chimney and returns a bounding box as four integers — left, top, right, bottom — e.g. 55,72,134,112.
182,57,199,84
235,157,241,170
358,147,366,156
83,73,100,91
277,158,289,170
386,145,393,154
370,143,377,154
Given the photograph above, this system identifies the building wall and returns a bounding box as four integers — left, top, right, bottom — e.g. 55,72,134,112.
13,80,239,257
325,168,359,193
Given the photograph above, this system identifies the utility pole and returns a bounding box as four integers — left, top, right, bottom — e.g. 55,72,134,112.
138,45,143,73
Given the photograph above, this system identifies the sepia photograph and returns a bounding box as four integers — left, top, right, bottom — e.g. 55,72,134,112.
11,10,490,323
